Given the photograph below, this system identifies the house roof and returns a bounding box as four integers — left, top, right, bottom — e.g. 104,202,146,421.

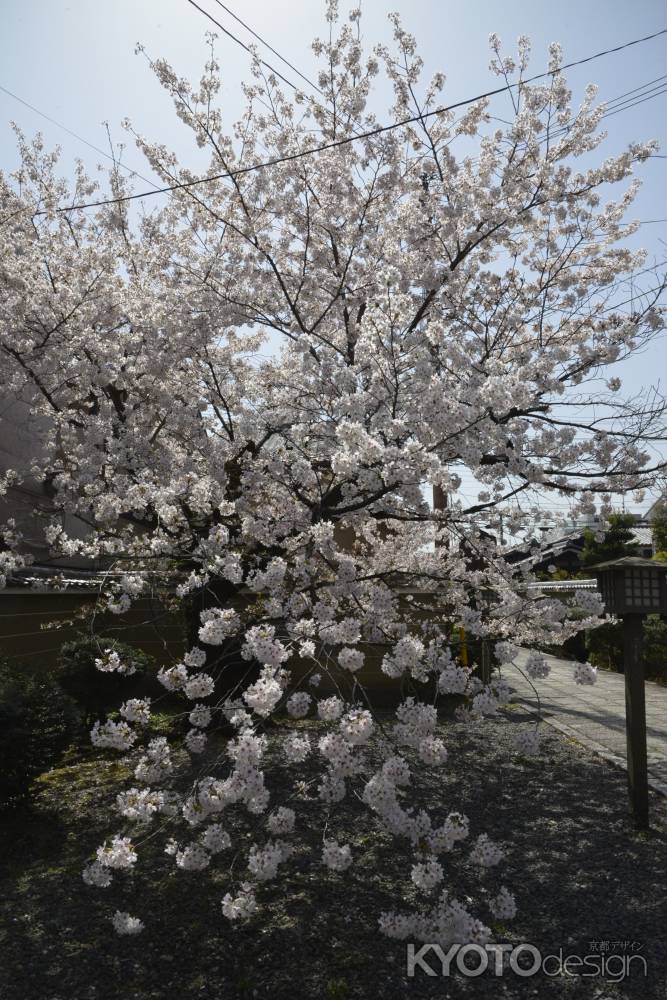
630,525,654,547
646,495,666,521
504,527,584,564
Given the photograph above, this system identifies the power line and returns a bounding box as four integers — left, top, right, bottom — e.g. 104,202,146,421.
600,71,667,104
599,283,666,313
0,83,160,190
600,87,667,121
185,0,303,94
0,625,80,639
208,0,322,95
557,82,667,135
582,261,666,283
603,80,667,113
470,82,667,187
183,0,370,145
483,74,667,161
30,25,667,217
573,81,667,126
0,609,88,618
200,1,667,156
540,26,667,71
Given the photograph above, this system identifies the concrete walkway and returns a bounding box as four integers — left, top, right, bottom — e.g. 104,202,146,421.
507,649,667,795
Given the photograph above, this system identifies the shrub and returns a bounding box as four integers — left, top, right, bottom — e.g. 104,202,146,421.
580,512,639,567
0,657,81,806
561,632,588,663
586,616,667,681
56,636,156,724
644,614,667,683
586,621,624,672
651,503,667,554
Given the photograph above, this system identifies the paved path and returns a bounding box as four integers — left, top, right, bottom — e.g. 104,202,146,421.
508,649,667,794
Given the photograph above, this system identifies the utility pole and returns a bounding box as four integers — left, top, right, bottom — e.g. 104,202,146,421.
432,483,448,549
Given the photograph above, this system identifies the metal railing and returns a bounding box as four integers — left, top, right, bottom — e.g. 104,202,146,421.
523,578,597,592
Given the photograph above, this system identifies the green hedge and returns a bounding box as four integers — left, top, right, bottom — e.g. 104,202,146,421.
643,615,667,682
587,616,667,682
0,657,81,806
56,636,156,723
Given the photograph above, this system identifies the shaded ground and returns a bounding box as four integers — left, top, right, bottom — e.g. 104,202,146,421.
1,707,666,1000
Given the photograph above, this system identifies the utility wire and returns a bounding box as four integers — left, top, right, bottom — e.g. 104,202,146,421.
0,0,317,193
599,71,667,103
603,77,667,109
547,82,667,142
208,0,322,95
466,96,665,185
185,0,303,93
0,609,87,618
600,86,667,120
30,25,667,216
184,0,371,145
479,75,667,166
598,283,666,313
0,83,160,190
197,0,667,164
555,259,667,292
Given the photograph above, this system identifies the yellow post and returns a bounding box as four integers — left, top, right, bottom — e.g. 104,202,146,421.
458,626,468,668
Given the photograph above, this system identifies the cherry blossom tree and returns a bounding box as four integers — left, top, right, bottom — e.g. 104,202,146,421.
0,2,665,944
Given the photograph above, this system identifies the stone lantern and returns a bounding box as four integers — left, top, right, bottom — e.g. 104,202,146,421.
591,556,667,829
593,556,667,617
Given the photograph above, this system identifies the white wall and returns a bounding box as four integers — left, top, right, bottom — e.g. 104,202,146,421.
0,389,91,567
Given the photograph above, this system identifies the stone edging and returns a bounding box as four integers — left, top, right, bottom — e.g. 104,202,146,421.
513,701,667,799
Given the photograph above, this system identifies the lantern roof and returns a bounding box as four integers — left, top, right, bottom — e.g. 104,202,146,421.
589,556,667,572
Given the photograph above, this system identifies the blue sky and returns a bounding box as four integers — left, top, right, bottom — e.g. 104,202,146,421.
1,0,665,514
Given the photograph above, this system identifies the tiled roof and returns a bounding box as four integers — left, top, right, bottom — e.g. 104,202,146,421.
630,526,654,546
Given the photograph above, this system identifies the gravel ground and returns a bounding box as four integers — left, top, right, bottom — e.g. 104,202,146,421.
1,706,666,1000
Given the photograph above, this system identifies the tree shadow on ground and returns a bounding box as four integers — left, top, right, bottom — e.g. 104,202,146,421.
1,711,666,1000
